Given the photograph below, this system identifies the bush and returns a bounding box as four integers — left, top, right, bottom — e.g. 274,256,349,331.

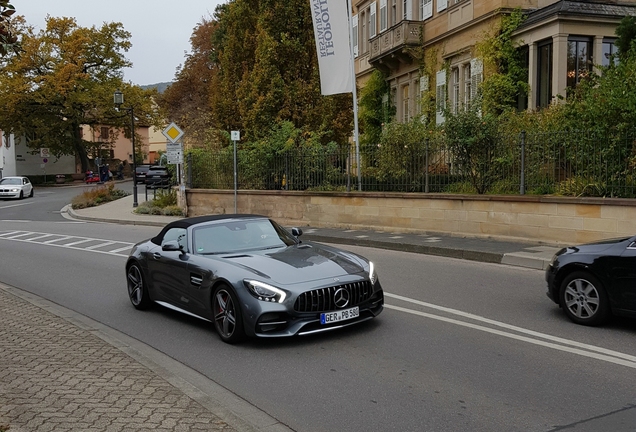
134,189,185,216
71,184,129,209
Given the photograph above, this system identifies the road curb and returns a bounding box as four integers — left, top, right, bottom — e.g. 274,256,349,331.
303,234,505,264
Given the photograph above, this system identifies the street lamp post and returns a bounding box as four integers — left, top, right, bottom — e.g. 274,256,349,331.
113,89,138,208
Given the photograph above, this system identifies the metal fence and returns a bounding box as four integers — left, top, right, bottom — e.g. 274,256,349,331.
185,130,636,198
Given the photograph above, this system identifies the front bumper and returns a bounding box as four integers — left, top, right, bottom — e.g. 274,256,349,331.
544,263,559,304
0,190,21,199
246,282,385,338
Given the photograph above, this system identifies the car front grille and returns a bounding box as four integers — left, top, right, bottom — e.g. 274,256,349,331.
294,281,373,312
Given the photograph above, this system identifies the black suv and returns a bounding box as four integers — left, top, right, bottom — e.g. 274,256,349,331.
145,166,172,188
134,165,151,184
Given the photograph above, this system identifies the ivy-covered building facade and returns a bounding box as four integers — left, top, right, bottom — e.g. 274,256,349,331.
352,0,636,121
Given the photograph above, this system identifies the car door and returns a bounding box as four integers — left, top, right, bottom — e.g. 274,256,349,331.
146,227,193,310
611,240,636,312
23,178,32,196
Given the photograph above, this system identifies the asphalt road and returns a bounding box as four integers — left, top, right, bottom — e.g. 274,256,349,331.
1,186,636,432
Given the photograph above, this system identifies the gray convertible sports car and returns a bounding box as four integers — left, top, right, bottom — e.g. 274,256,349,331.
125,214,384,343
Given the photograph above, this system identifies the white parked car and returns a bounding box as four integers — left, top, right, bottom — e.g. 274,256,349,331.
0,176,34,199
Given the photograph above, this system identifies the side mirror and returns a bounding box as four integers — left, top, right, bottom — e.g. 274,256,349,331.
162,240,183,252
291,227,303,238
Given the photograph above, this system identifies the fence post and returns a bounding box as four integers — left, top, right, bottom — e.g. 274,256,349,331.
520,131,526,195
425,139,430,193
346,149,351,192
187,152,193,188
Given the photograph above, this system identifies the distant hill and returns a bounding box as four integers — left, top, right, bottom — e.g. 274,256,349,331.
141,82,172,93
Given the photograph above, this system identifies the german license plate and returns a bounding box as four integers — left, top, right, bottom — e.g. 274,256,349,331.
320,307,359,324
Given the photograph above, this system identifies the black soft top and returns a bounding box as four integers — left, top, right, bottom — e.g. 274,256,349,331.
150,214,267,245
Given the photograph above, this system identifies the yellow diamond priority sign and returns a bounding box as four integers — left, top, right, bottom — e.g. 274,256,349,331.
162,122,184,143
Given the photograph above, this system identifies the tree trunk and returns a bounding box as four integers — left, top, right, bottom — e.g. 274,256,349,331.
73,124,90,172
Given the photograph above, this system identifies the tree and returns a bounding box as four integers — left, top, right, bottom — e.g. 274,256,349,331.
0,16,161,171
0,0,19,56
615,15,636,60
159,16,219,148
210,0,352,146
358,70,393,152
476,9,528,116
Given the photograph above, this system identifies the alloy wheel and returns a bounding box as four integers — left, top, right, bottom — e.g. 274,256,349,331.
214,289,237,339
563,278,600,319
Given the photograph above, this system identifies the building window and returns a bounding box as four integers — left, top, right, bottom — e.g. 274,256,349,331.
391,0,397,26
418,75,429,118
100,127,109,140
380,0,387,32
353,14,358,57
420,0,432,20
369,2,377,38
602,38,618,66
451,68,460,113
463,63,471,108
537,40,552,109
436,70,446,124
516,46,529,111
403,0,413,20
402,84,410,122
567,37,592,88
361,11,367,53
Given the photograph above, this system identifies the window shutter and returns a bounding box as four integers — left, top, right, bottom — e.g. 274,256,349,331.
419,75,429,120
470,58,483,101
436,70,446,125
353,14,359,57
420,75,429,93
369,2,377,38
437,0,447,13
380,0,387,32
422,0,432,20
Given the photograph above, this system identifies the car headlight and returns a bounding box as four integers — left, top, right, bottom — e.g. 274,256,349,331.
369,261,377,285
244,280,287,303
10,188,18,192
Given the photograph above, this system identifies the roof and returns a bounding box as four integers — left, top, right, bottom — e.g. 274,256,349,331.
150,214,267,245
520,0,636,29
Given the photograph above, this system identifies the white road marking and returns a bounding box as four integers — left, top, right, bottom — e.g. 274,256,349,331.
0,230,134,257
5,232,34,239
62,239,94,247
109,245,133,253
43,236,73,244
85,241,116,250
28,234,56,241
0,202,35,209
385,292,636,366
385,304,636,369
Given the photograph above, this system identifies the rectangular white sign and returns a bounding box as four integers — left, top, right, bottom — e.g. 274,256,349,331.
309,0,353,95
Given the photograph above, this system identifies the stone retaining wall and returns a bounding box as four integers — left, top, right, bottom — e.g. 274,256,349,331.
186,189,636,245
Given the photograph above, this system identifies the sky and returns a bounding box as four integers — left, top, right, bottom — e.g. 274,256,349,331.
14,0,226,86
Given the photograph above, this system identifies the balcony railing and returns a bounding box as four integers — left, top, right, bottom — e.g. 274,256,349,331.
369,21,422,69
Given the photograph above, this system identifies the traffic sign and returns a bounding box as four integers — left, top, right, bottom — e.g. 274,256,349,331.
40,148,50,158
231,130,240,141
162,123,184,143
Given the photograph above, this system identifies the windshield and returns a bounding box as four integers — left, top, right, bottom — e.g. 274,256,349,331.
0,178,20,185
192,219,298,254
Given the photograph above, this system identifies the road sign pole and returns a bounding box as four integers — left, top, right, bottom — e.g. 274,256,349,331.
231,131,240,214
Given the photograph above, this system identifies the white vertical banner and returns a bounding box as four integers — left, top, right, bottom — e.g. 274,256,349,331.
310,0,353,96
